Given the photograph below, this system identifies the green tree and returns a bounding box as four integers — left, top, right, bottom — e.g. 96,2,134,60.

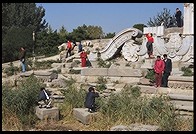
133,23,147,32
104,32,115,39
35,27,60,57
58,26,69,44
147,8,175,27
69,24,104,41
2,3,48,63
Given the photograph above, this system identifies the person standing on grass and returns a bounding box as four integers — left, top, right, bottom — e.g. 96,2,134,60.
84,86,99,113
19,47,26,72
154,55,165,88
162,54,172,87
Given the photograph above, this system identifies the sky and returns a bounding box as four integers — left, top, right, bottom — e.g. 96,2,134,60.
36,3,184,34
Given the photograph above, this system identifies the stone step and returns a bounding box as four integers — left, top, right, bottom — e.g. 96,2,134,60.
170,100,193,107
174,105,193,112
168,76,193,82
168,94,193,101
35,106,59,121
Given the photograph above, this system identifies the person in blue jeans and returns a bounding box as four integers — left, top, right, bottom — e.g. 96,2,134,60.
78,41,83,53
84,86,99,113
19,47,26,72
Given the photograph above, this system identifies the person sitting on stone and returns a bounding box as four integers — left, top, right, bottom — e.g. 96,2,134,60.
38,87,52,108
84,86,99,113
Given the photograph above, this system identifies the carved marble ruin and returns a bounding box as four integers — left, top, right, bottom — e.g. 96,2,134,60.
88,3,194,63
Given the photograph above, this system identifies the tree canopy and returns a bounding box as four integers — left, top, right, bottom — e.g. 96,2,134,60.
147,8,176,27
2,3,48,63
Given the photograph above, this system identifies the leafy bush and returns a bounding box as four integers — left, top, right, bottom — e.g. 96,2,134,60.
2,75,44,128
181,67,193,76
97,58,111,68
145,69,155,82
3,62,19,76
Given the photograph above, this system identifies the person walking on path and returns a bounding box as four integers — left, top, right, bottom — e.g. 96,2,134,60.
78,41,83,53
65,40,72,58
175,8,182,27
162,54,172,87
80,49,88,67
84,86,99,113
146,33,154,58
19,47,26,72
154,55,165,88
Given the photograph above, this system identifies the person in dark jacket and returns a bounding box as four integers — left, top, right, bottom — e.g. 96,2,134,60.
84,86,99,113
162,54,172,87
78,41,83,53
38,87,52,108
175,8,182,27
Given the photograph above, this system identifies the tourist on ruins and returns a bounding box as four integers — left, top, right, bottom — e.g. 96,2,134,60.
146,33,154,58
65,40,72,58
19,47,26,72
84,86,99,113
38,87,52,108
154,56,165,88
80,49,88,67
175,8,182,27
161,54,172,87
78,41,83,53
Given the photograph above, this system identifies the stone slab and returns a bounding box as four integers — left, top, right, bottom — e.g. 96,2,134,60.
35,106,59,121
168,94,193,101
107,69,142,77
174,105,193,112
34,70,53,76
20,71,34,77
137,85,157,94
168,76,193,82
140,58,156,69
81,68,108,76
73,108,97,125
170,100,193,107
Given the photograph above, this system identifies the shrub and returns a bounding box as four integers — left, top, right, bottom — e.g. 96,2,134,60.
145,69,155,82
3,62,19,76
2,75,43,128
181,67,193,76
97,58,111,68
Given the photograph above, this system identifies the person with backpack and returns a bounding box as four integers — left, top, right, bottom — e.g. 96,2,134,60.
38,87,52,108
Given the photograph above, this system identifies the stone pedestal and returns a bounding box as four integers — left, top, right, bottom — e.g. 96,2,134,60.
73,108,97,125
140,58,156,69
35,106,59,121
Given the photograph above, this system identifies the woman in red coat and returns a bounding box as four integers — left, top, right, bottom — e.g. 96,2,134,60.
80,49,88,67
154,55,165,88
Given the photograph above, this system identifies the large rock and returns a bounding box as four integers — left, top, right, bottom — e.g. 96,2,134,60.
73,108,97,125
81,68,108,76
35,106,59,121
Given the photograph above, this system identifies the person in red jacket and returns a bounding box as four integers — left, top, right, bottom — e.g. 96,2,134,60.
154,55,165,88
80,49,88,67
66,40,72,58
146,33,154,58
